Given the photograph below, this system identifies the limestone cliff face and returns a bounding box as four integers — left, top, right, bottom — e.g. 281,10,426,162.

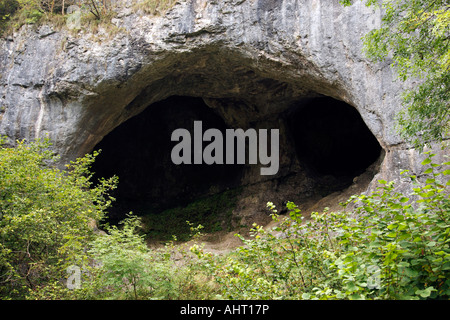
0,0,442,220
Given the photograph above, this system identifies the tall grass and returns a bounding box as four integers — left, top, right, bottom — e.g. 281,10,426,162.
131,0,178,15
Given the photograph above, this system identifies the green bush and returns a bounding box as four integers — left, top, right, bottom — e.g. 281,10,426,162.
2,138,448,300
87,214,177,300
193,152,450,300
29,214,218,300
321,154,450,299
0,137,216,300
0,138,117,299
0,0,19,31
58,215,216,300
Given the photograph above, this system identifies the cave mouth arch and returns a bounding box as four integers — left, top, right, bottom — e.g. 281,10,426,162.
285,96,383,191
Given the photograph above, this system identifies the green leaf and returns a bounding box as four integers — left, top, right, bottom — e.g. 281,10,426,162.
403,268,419,278
391,203,403,209
302,292,311,299
387,232,397,238
421,158,432,165
387,224,397,230
415,287,436,298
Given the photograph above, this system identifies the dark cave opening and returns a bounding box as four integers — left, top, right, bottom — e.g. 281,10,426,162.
91,95,383,227
91,96,245,223
286,96,382,190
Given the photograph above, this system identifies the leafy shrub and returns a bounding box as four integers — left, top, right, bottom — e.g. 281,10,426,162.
0,0,19,31
320,154,450,299
0,138,117,299
87,214,167,299
0,138,217,300
2,138,447,301
193,152,450,300
54,215,217,300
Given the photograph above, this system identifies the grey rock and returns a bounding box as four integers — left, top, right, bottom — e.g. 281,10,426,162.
0,0,445,218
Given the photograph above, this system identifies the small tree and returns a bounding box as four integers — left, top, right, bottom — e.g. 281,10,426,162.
87,214,191,300
0,138,117,298
88,215,153,299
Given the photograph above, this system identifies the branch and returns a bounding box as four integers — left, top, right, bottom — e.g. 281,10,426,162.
89,0,101,20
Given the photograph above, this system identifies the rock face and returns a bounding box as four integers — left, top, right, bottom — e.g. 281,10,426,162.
0,0,443,223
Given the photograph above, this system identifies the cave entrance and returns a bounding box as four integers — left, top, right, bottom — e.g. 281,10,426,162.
285,96,383,193
91,96,246,227
91,94,383,239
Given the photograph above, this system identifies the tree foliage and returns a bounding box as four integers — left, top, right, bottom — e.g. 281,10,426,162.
0,138,117,298
194,153,450,299
1,139,448,300
341,0,450,150
85,215,212,300
0,0,19,31
88,215,158,299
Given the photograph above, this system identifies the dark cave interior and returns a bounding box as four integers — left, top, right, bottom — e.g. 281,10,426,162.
285,97,382,186
91,96,246,222
91,95,382,223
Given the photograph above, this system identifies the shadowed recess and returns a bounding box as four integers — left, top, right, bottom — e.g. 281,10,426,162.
91,96,245,223
286,96,382,189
